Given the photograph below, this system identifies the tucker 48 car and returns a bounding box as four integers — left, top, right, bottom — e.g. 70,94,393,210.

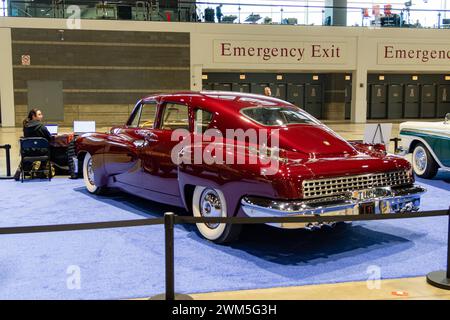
76,91,425,243
399,113,450,179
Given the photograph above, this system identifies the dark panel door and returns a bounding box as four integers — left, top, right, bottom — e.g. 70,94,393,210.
271,84,287,100
251,83,269,95
369,84,387,119
213,83,232,91
232,83,250,93
305,84,322,119
438,85,450,117
344,83,352,120
27,80,64,122
202,83,213,91
404,84,420,118
287,84,305,108
387,84,403,119
421,84,436,118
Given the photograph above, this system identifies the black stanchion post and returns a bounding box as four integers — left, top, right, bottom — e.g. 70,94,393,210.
426,207,450,290
165,212,175,301
149,212,192,300
5,144,11,177
0,144,13,179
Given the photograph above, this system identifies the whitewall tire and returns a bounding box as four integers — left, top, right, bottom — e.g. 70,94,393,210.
192,186,241,243
83,152,106,194
412,143,439,179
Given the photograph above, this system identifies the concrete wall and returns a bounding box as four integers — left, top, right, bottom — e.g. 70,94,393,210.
9,28,189,126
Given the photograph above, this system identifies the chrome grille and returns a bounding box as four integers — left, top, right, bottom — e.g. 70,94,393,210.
302,171,413,199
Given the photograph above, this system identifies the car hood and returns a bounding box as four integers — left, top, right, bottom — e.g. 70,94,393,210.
274,124,358,159
400,121,450,133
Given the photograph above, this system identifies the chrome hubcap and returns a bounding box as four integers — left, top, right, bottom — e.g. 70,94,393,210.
87,157,95,185
414,148,427,172
200,189,222,229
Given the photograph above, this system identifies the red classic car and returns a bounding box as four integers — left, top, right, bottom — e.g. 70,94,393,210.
75,91,425,243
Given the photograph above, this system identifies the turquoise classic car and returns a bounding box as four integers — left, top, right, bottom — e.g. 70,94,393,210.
399,113,450,178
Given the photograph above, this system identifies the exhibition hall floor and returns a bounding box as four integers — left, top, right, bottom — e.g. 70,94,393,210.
0,124,449,300
0,175,449,299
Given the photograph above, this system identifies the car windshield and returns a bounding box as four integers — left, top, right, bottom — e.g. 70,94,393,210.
241,106,319,126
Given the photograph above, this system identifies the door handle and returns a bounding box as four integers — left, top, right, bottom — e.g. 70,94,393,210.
144,133,158,143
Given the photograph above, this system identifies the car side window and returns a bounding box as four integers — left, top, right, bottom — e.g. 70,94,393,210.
129,104,142,128
194,109,213,134
160,103,190,131
138,102,158,128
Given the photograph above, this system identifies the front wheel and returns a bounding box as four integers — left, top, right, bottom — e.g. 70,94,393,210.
412,143,439,179
192,186,241,243
83,152,107,194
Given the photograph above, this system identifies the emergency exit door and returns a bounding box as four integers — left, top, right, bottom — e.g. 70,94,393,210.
202,83,213,91
251,83,269,95
305,84,322,119
438,85,450,117
369,84,387,119
404,84,420,118
387,84,403,119
213,83,232,91
232,83,250,93
271,84,287,100
421,84,436,118
287,84,305,108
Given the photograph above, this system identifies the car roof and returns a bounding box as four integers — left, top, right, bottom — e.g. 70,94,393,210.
141,91,294,111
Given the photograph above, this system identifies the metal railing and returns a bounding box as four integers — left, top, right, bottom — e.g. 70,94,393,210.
3,1,450,29
0,207,449,299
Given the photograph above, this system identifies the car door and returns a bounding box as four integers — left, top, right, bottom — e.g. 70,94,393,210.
138,99,192,197
104,100,159,187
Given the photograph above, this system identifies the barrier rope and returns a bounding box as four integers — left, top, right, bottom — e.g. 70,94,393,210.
1,207,448,300
0,209,447,235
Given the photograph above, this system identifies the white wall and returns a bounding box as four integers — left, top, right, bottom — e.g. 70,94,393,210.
1,17,450,125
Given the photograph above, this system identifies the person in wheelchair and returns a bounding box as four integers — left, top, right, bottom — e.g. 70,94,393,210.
23,108,52,141
14,109,53,180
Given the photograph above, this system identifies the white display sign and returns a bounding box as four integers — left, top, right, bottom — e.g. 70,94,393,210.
363,123,392,147
378,43,450,65
73,121,96,134
213,40,347,64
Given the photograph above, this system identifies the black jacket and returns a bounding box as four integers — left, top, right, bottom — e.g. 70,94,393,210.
23,120,52,141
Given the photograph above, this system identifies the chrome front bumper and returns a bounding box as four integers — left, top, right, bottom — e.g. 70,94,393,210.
241,185,426,229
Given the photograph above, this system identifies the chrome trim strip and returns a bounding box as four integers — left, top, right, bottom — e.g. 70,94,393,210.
241,185,426,229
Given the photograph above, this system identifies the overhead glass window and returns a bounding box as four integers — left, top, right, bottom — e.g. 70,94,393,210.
194,109,213,134
241,106,319,126
0,0,7,16
161,103,190,130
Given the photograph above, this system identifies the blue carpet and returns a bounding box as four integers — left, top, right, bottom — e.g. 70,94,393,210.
0,171,449,299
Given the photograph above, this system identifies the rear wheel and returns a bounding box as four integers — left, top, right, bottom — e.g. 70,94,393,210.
412,143,439,179
192,186,241,243
83,152,107,194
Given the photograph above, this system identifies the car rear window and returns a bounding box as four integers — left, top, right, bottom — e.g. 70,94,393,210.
241,106,319,126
